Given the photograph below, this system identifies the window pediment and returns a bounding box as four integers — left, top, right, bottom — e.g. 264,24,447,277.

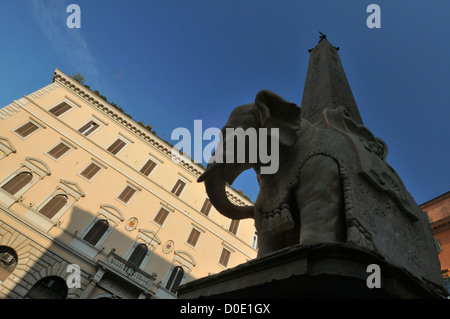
0,137,16,155
138,229,161,246
60,179,85,199
24,157,51,177
99,204,124,222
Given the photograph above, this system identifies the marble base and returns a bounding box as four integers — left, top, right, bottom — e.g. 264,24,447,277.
178,243,446,299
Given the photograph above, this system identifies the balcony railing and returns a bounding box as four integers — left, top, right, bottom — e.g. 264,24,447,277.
104,252,157,288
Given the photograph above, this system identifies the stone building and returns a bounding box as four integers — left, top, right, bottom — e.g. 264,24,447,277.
0,68,257,299
420,191,450,294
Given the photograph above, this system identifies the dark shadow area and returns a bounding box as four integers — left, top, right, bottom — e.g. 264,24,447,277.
1,203,184,299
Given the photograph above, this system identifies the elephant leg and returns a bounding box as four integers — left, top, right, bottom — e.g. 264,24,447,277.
296,154,345,244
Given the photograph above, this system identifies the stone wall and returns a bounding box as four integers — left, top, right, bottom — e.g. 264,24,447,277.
0,220,89,299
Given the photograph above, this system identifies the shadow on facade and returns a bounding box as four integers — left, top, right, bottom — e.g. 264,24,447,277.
1,204,193,299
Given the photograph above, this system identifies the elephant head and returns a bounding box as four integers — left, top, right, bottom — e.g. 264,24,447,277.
197,90,301,221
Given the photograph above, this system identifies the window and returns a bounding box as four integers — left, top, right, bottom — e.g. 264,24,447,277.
252,232,258,250
48,102,72,117
78,120,100,136
140,159,157,176
186,228,201,248
218,248,231,267
1,172,33,196
107,138,127,155
128,243,148,268
165,266,184,294
0,246,18,282
47,142,71,160
124,230,160,270
27,180,83,232
72,205,123,256
14,121,39,138
200,198,212,216
229,219,240,235
79,162,102,181
38,194,68,219
163,251,195,294
153,207,170,226
0,158,50,207
117,185,137,204
83,219,109,246
171,180,186,197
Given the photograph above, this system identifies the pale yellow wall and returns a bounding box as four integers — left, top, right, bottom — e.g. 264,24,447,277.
0,69,257,298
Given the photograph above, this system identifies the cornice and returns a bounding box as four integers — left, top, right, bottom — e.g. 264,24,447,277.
420,191,450,208
52,68,252,207
431,215,450,233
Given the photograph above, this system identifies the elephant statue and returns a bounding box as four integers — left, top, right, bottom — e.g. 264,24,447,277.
197,90,443,289
198,90,346,256
198,89,349,255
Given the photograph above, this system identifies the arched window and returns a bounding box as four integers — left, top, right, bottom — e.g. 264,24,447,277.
165,266,184,293
83,219,109,246
1,172,33,195
38,194,68,219
25,276,68,299
127,243,148,267
0,246,18,282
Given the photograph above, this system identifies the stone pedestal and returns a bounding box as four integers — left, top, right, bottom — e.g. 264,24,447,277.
178,243,446,299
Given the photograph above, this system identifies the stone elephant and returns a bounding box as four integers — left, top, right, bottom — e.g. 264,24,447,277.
197,90,443,289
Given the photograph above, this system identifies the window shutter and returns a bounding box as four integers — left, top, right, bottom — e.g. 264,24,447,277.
165,266,184,293
39,194,68,218
219,248,231,267
153,208,169,226
1,172,33,195
140,159,157,176
48,143,70,159
83,219,109,245
107,139,126,155
200,198,212,216
171,180,186,196
78,121,99,136
80,163,101,180
49,102,72,117
118,185,136,203
187,228,201,247
128,243,148,267
229,220,240,235
15,122,39,138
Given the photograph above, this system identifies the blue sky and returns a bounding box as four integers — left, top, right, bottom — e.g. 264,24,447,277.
0,1,448,205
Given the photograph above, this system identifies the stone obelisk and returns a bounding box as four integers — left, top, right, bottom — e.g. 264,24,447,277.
301,33,363,125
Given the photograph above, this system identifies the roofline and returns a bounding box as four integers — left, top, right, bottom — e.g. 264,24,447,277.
419,191,450,208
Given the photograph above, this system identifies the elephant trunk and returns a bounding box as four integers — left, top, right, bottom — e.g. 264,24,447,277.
199,163,254,220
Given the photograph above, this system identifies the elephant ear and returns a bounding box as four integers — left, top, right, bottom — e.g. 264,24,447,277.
255,90,301,147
